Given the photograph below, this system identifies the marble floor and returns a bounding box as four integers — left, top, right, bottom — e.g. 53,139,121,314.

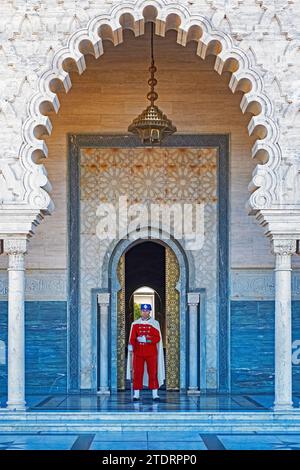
0,431,300,450
0,392,300,450
1,391,299,412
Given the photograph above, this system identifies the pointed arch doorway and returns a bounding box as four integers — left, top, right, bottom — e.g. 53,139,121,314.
116,241,180,391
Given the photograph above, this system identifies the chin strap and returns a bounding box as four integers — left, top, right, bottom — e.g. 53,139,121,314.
141,315,151,321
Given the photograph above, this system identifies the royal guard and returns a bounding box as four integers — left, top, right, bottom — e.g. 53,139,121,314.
126,303,165,401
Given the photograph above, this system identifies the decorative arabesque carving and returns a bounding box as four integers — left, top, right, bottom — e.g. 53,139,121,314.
165,246,180,390
12,0,284,215
117,254,126,390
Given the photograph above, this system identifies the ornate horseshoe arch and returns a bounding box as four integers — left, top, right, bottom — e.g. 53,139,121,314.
18,0,281,218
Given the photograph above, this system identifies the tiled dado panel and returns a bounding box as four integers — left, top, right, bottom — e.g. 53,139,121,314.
0,301,67,395
231,301,300,393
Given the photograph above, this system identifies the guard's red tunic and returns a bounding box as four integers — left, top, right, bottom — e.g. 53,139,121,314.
129,321,161,390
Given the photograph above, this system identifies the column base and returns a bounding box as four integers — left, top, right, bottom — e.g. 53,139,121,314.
97,388,110,395
273,401,294,412
187,388,200,395
6,400,26,411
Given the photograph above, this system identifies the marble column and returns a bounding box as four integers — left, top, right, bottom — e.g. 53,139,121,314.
4,239,27,411
273,239,296,411
187,292,200,394
97,293,110,394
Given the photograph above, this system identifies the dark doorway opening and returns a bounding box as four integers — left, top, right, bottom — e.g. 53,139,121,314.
125,241,166,389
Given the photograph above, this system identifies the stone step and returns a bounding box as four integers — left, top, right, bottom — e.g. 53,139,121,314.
1,411,300,432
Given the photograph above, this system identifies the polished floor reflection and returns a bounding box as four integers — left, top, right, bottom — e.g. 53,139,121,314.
0,391,299,412
1,392,300,450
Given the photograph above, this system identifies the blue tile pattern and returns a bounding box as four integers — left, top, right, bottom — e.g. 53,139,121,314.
0,301,67,395
231,300,300,393
1,300,300,397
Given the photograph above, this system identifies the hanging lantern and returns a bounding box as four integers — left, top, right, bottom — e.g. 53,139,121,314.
128,22,176,144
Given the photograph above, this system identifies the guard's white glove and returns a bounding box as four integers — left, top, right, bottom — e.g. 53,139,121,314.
128,344,133,352
137,335,146,343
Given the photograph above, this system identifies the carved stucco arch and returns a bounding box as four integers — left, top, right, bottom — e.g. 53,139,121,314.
20,0,281,215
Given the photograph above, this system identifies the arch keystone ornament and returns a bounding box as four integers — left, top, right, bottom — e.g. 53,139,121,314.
0,0,292,241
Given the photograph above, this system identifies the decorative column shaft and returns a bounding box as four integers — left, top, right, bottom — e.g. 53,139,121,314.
4,239,27,410
97,293,110,394
273,239,296,411
187,293,200,394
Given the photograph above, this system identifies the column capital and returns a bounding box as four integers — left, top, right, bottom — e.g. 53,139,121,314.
3,239,27,255
271,239,297,256
187,292,200,307
4,239,27,271
97,292,110,306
